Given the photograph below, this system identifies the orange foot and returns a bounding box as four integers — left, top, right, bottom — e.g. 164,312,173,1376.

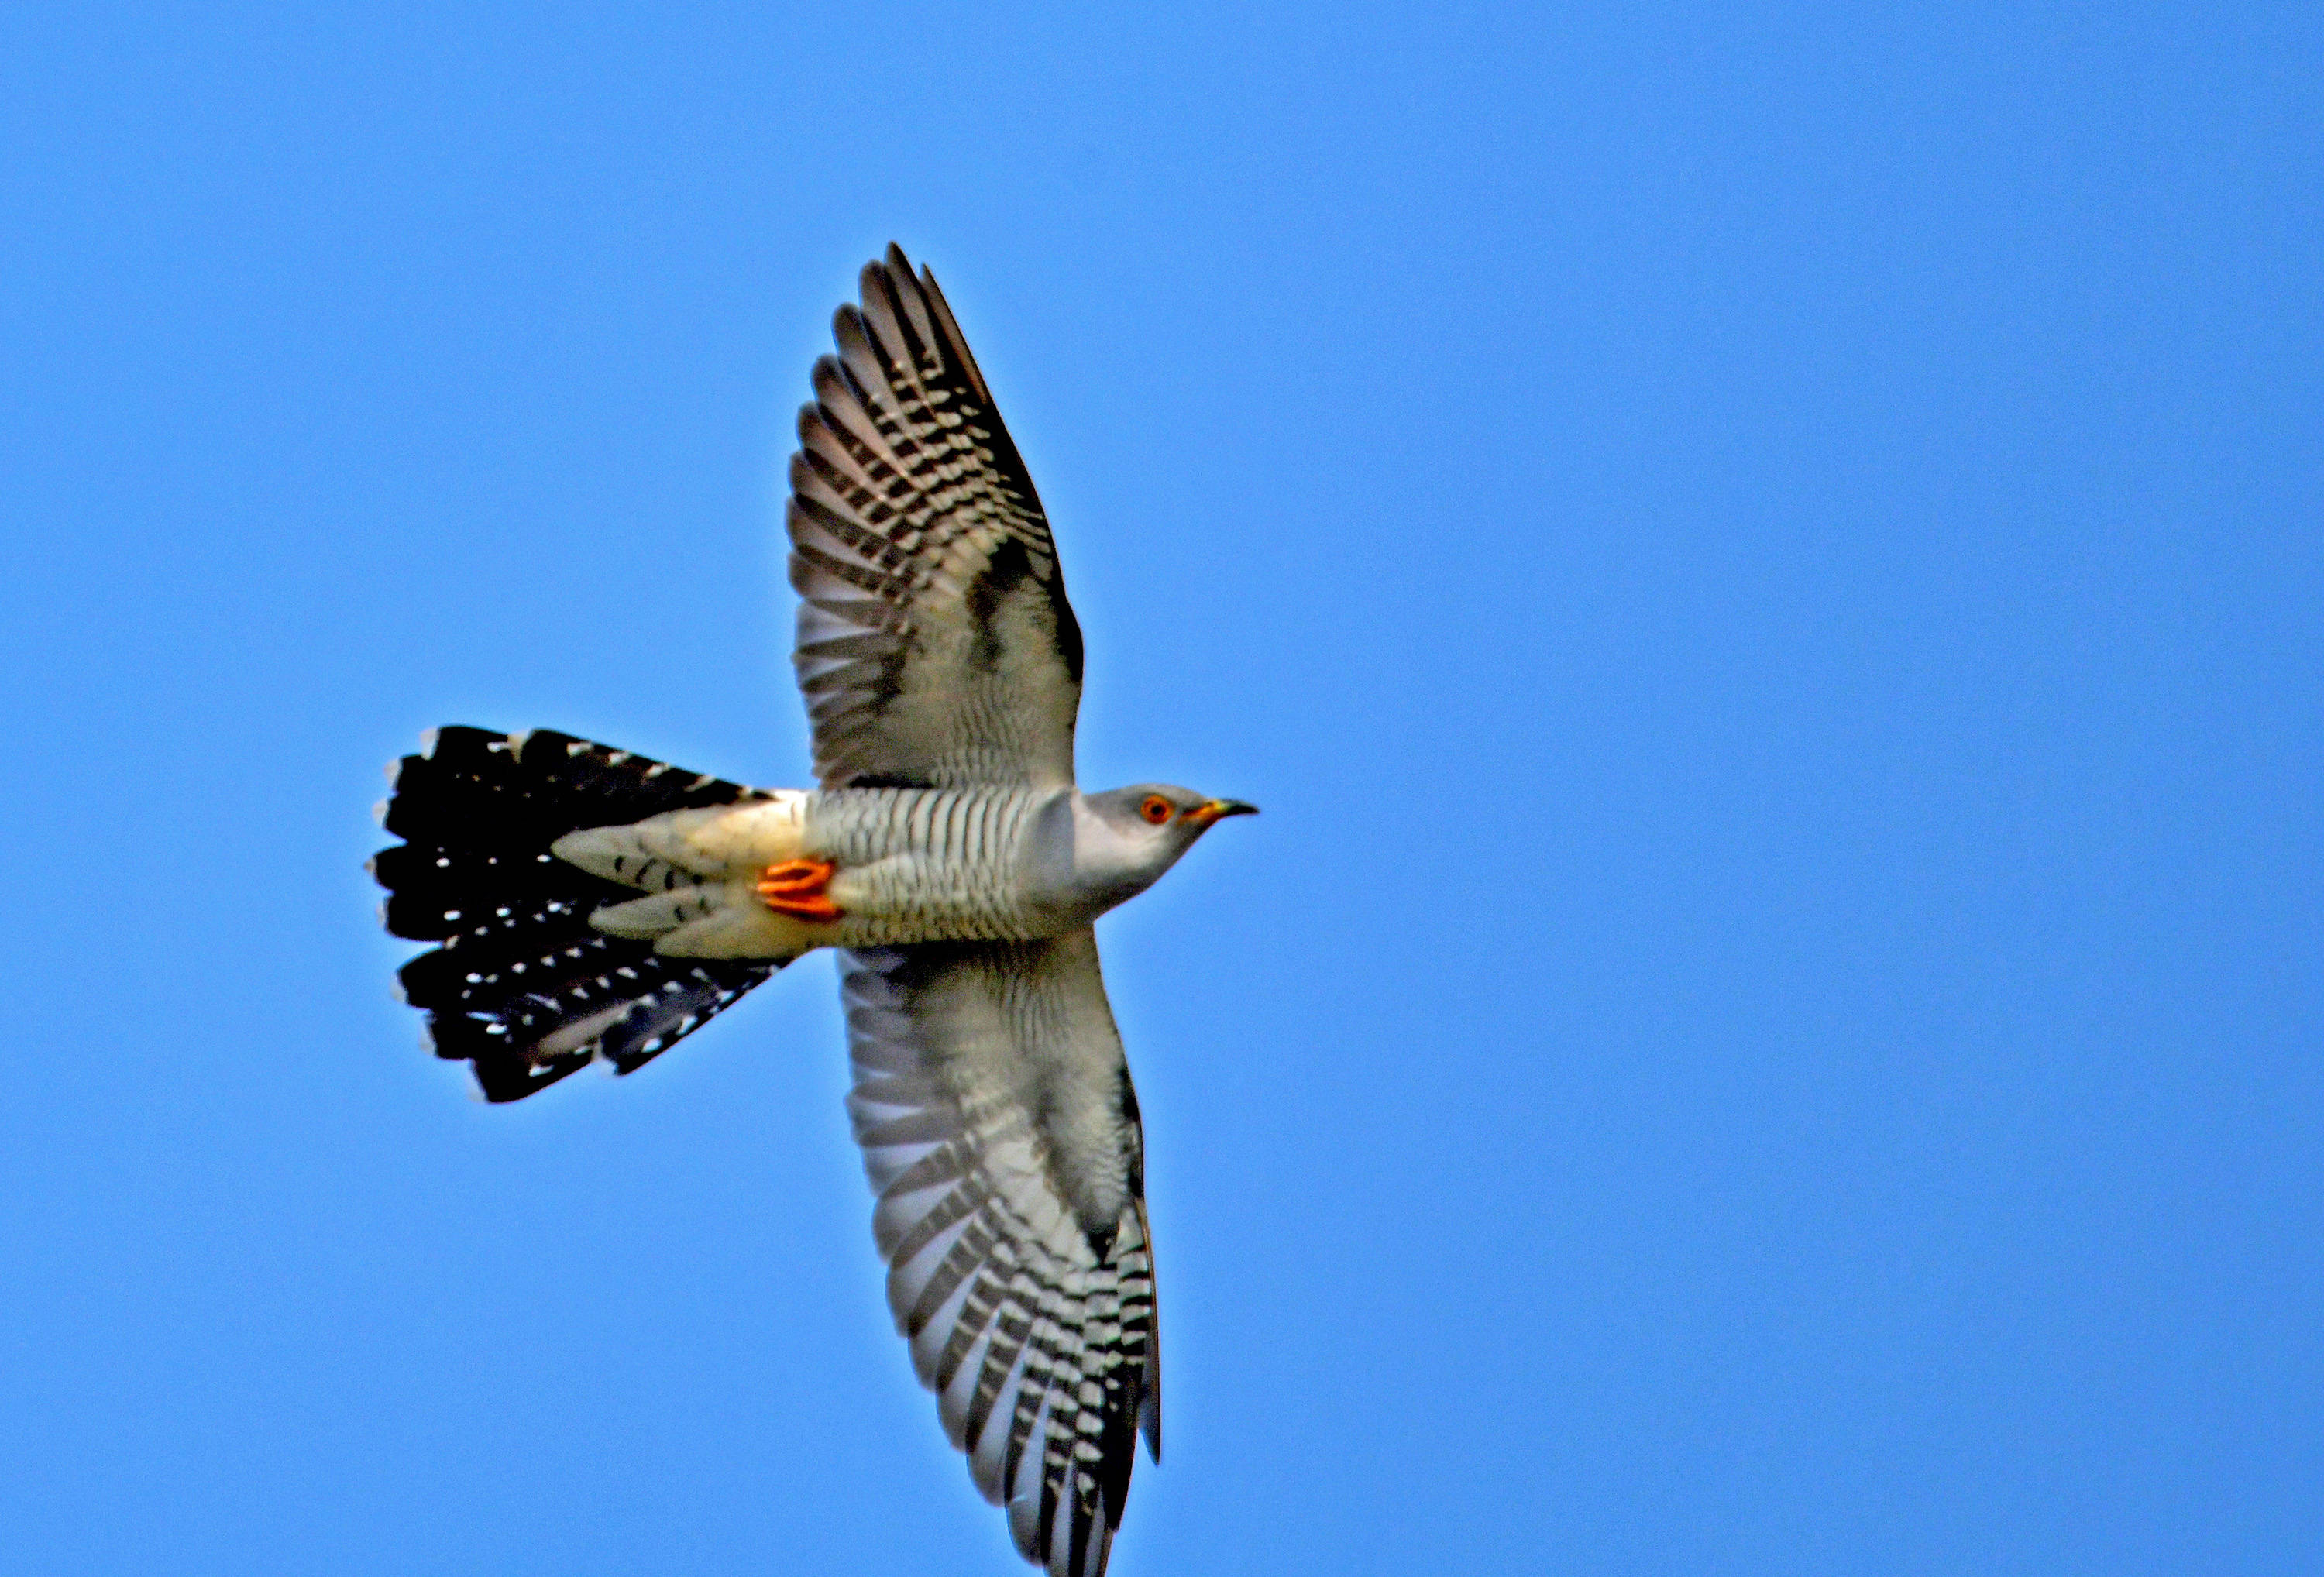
757,858,844,922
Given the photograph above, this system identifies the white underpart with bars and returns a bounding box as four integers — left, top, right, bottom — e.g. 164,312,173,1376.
552,785,1071,959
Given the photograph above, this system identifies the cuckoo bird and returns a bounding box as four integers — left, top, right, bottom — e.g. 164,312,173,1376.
372,246,1254,1577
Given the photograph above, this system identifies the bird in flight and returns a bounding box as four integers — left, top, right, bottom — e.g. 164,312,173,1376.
371,245,1253,1577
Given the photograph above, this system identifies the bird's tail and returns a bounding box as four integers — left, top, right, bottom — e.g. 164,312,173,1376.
371,727,784,1101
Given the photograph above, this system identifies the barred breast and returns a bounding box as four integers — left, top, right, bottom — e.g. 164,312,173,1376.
810,785,1066,945
550,783,1074,959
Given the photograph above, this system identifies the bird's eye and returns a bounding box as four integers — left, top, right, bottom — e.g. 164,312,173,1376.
1139,795,1174,825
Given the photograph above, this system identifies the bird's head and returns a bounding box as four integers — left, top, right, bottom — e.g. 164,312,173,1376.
1091,783,1260,846
1068,784,1258,912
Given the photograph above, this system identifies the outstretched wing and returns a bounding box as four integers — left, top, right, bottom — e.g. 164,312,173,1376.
788,244,1083,792
841,932,1160,1577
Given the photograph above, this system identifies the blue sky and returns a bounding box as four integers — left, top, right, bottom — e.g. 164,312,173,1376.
2,3,2317,1573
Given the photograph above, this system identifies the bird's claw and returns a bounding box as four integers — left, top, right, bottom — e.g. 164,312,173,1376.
757,857,843,922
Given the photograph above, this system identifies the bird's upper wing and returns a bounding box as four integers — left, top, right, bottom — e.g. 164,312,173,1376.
788,245,1083,791
841,931,1159,1577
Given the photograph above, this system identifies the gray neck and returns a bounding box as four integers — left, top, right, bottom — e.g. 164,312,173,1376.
1027,790,1177,924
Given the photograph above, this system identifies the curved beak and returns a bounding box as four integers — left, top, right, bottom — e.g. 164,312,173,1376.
1184,799,1260,829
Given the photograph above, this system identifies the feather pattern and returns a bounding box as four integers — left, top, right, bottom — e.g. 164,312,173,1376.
842,932,1160,1577
789,243,1084,792
372,727,781,1098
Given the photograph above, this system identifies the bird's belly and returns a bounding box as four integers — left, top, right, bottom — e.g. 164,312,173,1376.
821,853,1060,947
796,785,1072,947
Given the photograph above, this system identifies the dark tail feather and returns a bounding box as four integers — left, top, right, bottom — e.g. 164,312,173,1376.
371,727,782,1101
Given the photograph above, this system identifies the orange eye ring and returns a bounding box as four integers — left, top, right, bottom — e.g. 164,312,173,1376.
1139,795,1174,825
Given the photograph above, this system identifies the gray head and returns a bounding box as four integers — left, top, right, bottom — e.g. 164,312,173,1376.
1067,783,1258,917
1087,783,1259,841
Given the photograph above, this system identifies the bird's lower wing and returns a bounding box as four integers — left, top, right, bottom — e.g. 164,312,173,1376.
841,932,1159,1577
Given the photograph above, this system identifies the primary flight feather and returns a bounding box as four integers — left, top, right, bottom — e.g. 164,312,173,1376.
370,245,1253,1577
